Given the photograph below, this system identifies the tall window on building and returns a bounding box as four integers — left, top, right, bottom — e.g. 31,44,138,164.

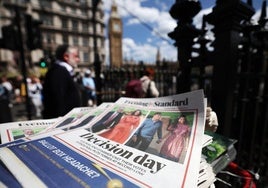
13,0,28,5
81,9,87,16
82,37,89,47
73,36,79,46
62,18,68,29
40,14,53,26
70,7,76,14
72,20,78,31
63,35,68,44
101,39,104,48
61,5,66,12
40,0,52,9
83,52,89,63
80,0,87,5
82,22,88,32
45,33,54,43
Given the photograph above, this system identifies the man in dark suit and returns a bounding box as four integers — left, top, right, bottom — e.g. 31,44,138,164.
90,107,125,133
42,45,82,119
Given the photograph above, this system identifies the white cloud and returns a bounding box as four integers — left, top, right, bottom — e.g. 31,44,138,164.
147,38,152,43
105,37,159,65
154,0,170,12
123,38,158,63
252,7,268,24
126,7,160,25
193,8,213,29
157,41,177,62
156,11,177,33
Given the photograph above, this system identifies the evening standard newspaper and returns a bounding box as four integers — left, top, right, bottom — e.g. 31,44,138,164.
0,118,57,144
0,107,93,144
0,90,205,187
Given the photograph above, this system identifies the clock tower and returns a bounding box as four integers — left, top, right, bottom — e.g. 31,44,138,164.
108,1,123,67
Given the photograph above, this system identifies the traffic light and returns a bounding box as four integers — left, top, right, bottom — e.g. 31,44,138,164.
39,58,48,68
1,24,20,50
40,61,47,68
25,14,42,50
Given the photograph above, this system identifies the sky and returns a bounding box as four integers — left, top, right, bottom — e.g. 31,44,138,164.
103,0,265,65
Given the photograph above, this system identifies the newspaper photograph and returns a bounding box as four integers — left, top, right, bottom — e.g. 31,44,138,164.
25,103,113,141
44,107,94,131
43,103,113,133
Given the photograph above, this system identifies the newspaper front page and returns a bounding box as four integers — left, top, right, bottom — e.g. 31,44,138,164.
0,90,205,187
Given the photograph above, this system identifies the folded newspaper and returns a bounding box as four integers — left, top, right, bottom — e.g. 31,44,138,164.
0,90,206,187
202,131,237,174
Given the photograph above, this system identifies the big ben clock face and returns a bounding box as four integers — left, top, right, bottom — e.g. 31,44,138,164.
113,23,121,32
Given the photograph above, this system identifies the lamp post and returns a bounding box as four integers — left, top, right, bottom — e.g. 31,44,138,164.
14,7,32,120
92,0,102,105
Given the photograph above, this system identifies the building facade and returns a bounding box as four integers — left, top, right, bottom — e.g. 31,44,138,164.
0,0,105,74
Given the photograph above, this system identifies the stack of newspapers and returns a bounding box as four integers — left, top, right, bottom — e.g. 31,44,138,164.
0,90,236,188
198,131,237,187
